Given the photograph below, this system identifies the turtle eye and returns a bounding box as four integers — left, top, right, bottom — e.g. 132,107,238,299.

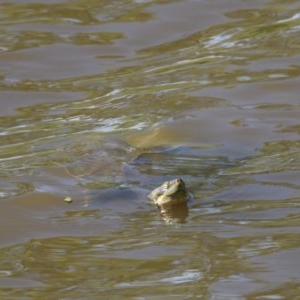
163,181,170,188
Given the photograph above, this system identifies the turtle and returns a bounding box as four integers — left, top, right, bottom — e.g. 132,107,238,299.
148,178,191,207
61,138,191,208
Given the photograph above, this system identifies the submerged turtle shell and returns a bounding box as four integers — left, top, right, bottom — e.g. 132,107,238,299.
63,138,138,185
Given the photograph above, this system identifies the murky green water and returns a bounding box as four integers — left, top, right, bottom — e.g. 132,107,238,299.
1,0,300,299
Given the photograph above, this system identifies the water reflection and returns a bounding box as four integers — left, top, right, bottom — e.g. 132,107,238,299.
157,202,189,224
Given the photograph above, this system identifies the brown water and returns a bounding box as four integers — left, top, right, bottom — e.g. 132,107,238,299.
1,0,300,299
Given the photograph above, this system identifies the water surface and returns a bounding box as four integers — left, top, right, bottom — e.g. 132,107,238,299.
1,0,300,299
